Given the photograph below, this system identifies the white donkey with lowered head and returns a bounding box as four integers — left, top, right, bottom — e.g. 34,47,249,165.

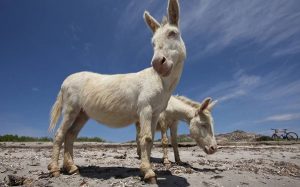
48,0,186,184
136,96,218,165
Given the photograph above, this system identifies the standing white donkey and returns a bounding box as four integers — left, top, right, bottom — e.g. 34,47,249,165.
48,0,186,183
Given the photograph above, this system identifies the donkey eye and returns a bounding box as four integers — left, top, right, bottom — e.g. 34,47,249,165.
168,31,177,38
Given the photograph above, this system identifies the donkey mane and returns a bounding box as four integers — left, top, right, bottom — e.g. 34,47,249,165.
174,95,201,109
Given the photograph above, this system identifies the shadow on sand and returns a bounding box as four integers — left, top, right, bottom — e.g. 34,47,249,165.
150,157,165,163
173,161,225,173
150,156,222,173
78,165,190,187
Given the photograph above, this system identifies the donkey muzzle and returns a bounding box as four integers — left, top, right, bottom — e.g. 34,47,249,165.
204,145,217,154
151,55,173,77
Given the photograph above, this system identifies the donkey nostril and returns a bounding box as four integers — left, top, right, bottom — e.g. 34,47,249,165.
210,146,216,151
161,57,166,64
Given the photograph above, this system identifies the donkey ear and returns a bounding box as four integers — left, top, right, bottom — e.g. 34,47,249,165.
198,97,212,113
144,11,160,33
168,0,180,26
207,100,218,111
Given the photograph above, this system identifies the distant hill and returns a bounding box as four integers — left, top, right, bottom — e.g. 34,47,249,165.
216,130,263,143
154,130,265,143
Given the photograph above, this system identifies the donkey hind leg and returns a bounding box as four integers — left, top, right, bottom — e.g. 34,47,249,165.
136,122,142,159
63,111,89,174
160,124,170,166
139,110,159,184
48,106,80,177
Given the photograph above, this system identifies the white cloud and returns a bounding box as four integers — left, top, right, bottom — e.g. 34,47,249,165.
68,23,81,42
258,79,300,100
195,66,300,105
197,70,261,102
236,72,261,87
217,90,246,102
180,0,300,58
112,0,300,60
116,1,164,33
32,87,40,92
259,113,300,122
272,41,300,57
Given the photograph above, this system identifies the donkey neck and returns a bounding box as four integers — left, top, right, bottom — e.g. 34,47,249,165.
161,60,184,92
168,96,195,123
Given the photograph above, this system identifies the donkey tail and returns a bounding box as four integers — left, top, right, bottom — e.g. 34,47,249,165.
48,91,63,132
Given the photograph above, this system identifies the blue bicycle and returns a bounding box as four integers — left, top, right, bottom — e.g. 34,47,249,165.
271,129,298,141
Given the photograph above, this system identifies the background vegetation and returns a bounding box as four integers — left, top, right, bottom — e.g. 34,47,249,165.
0,134,105,142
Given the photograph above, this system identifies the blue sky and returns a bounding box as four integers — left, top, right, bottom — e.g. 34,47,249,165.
1,0,300,142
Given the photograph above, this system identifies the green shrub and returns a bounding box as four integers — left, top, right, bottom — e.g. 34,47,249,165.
76,136,105,142
0,134,105,142
177,135,193,142
256,136,274,141
0,134,52,142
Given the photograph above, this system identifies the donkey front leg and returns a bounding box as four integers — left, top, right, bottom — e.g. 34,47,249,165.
160,123,171,166
63,111,89,174
139,108,158,184
48,107,79,177
170,123,181,164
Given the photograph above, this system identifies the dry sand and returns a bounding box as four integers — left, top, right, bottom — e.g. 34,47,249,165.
0,142,299,187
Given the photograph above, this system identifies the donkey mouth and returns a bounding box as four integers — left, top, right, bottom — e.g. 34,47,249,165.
204,146,217,155
161,66,172,77
160,62,174,77
153,64,173,77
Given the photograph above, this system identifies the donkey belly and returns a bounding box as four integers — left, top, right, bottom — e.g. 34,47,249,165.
81,88,139,127
82,94,139,128
86,108,138,128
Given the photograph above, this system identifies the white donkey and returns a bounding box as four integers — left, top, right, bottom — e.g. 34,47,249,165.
136,96,217,165
47,0,186,184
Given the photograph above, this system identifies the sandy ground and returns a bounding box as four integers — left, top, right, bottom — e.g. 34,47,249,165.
0,142,299,187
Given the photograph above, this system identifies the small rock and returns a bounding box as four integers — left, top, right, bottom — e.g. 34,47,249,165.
185,168,193,174
28,160,40,166
23,178,34,186
80,179,89,187
240,182,249,185
38,171,51,179
114,152,127,159
202,180,219,187
210,175,224,179
5,175,27,186
0,167,7,173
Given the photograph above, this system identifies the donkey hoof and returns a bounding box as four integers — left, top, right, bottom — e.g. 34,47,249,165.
64,165,79,175
48,163,60,177
51,171,60,177
145,176,157,184
69,168,79,175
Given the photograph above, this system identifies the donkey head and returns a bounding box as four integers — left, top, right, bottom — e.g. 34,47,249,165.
189,98,218,154
144,0,186,77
